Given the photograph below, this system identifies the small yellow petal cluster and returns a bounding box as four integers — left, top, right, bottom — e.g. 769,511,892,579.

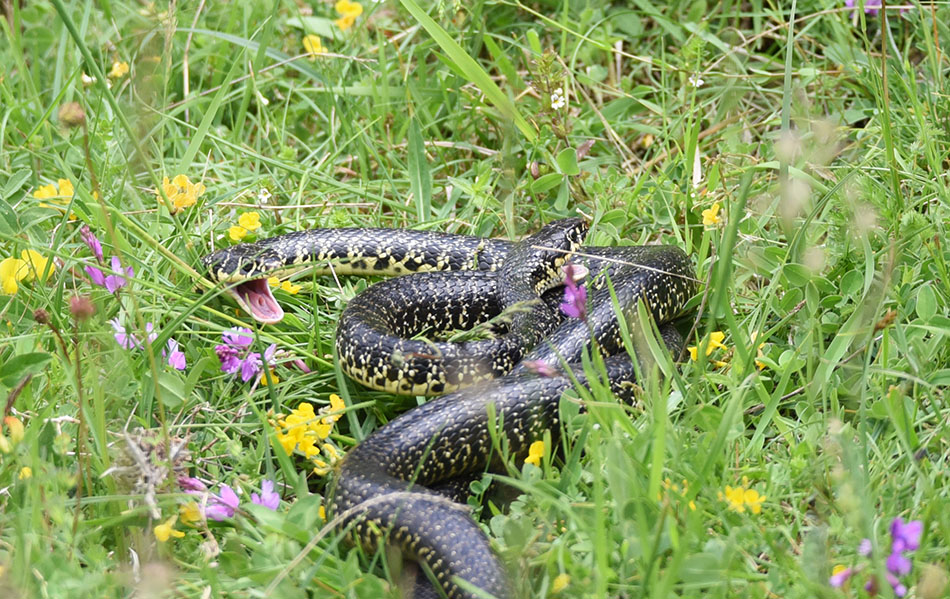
702,202,721,227
1,250,55,295
18,466,32,480
303,34,326,58
751,331,768,370
157,174,206,214
687,331,729,368
109,61,130,79
268,277,301,295
718,476,766,514
228,211,263,242
34,178,78,219
153,515,185,542
0,416,25,453
179,501,203,525
524,440,545,467
270,395,346,475
334,0,363,31
658,477,697,511
551,573,570,593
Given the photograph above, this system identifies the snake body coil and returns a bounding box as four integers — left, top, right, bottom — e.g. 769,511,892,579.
201,220,696,599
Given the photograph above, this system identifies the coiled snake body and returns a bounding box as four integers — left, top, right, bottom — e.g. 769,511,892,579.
201,219,696,599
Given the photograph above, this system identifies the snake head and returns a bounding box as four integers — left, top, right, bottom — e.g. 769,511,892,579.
201,243,287,324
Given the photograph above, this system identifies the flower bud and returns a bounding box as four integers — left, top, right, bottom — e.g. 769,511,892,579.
58,102,86,128
33,308,51,324
69,295,96,321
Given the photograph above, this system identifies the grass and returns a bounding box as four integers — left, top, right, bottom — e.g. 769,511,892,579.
1,0,949,597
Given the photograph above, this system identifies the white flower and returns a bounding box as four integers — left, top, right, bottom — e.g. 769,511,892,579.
688,74,705,88
258,188,272,203
550,88,567,110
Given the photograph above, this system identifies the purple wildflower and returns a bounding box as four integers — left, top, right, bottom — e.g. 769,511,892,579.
844,0,909,16
164,338,187,370
104,255,133,294
215,344,242,374
240,352,263,382
858,538,872,556
205,484,240,521
559,263,587,320
110,318,132,349
886,573,907,597
79,225,104,263
178,476,208,493
222,327,253,348
887,551,912,576
110,318,144,350
86,265,106,287
250,480,280,510
292,358,311,373
523,360,558,378
890,518,922,552
829,567,854,588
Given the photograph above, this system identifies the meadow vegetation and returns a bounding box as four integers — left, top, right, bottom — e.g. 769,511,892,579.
1,0,948,597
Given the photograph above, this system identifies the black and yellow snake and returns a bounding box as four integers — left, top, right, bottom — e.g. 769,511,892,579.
201,219,696,598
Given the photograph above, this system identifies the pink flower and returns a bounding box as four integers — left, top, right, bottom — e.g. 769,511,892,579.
163,338,187,370
889,518,922,552
523,360,558,377
829,567,854,588
80,225,103,263
205,484,240,521
104,256,133,294
215,344,242,374
250,480,279,510
222,327,253,348
559,263,587,320
85,265,106,287
110,318,156,350
178,476,208,493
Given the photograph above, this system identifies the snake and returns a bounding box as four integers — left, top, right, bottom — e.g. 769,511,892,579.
201,219,696,599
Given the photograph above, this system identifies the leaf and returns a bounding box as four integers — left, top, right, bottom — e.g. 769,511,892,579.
285,16,343,41
407,118,432,221
915,284,937,322
2,169,31,199
397,0,535,141
529,172,563,194
1,352,52,387
556,148,580,176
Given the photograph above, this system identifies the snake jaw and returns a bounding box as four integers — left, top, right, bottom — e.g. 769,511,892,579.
229,278,285,323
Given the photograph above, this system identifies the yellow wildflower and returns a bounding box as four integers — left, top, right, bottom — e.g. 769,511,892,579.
34,179,78,219
228,226,248,242
334,0,362,30
303,34,326,58
109,61,130,79
158,174,206,214
19,249,54,283
3,416,24,444
19,467,33,479
318,505,326,520
718,477,766,514
153,515,185,542
687,331,727,364
238,211,261,231
269,277,301,294
179,501,203,525
229,212,263,242
272,397,346,474
524,440,544,467
260,369,280,386
0,257,28,295
751,332,767,370
702,202,721,227
33,183,58,200
552,573,570,593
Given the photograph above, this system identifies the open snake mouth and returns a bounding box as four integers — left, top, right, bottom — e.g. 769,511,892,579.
227,278,284,324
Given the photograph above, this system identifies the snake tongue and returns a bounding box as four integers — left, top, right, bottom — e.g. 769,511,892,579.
233,278,284,323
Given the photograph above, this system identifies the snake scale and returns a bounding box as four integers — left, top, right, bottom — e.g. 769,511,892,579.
201,218,696,598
